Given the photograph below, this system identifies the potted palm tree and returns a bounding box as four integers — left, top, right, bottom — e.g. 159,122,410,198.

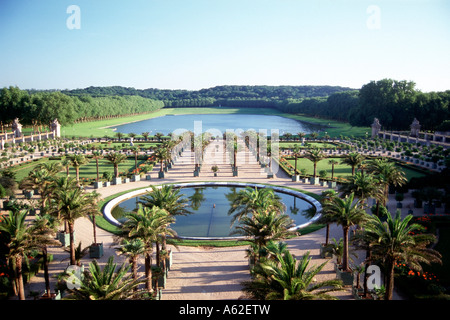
395,192,404,208
211,165,219,177
154,147,168,178
58,228,73,247
152,266,166,290
326,238,344,266
328,159,339,188
88,192,103,259
291,144,301,182
318,189,336,258
105,152,127,185
326,193,368,286
69,154,90,185
92,151,103,189
304,148,325,185
351,264,366,300
341,152,365,176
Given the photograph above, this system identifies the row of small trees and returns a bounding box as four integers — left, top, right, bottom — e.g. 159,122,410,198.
318,158,443,300
0,179,191,300
0,161,101,299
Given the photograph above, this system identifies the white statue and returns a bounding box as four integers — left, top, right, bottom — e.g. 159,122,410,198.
371,118,381,138
51,119,61,138
410,118,421,137
11,118,22,138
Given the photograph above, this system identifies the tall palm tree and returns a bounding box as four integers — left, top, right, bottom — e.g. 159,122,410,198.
228,187,285,225
291,144,302,176
154,132,163,141
352,225,376,298
297,132,306,141
325,193,369,272
50,186,95,265
0,210,32,300
61,156,71,177
64,256,148,300
341,152,365,176
115,238,146,283
242,250,343,300
328,159,339,180
231,209,295,262
30,214,59,298
338,171,381,206
363,211,442,300
139,185,191,217
105,152,128,178
128,132,137,141
69,154,90,184
91,151,103,182
121,205,175,294
367,158,407,207
309,132,319,140
131,147,139,174
36,161,63,175
154,147,168,176
304,148,325,177
19,168,53,211
138,186,183,269
227,137,242,171
318,189,338,246
86,191,101,245
115,132,124,141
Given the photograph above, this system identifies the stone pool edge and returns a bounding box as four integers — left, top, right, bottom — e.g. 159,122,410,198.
102,181,323,240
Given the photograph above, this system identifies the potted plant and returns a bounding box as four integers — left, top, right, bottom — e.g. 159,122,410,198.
89,242,103,258
89,196,104,259
395,192,404,208
94,179,103,189
57,230,72,247
211,165,219,177
325,238,344,267
351,264,366,299
412,190,423,208
320,241,334,259
152,266,166,290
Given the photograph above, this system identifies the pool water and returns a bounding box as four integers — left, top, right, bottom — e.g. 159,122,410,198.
113,113,324,136
112,186,315,238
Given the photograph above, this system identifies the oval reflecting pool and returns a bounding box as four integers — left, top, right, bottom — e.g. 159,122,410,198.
109,184,320,239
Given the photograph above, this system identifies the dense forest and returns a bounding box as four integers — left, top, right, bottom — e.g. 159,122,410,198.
0,86,164,127
1,80,449,131
61,84,350,103
279,79,450,131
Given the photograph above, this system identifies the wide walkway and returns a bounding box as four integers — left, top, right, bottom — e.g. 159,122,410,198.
19,138,427,300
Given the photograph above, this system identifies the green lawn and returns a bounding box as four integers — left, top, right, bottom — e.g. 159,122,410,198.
11,157,144,183
61,107,370,138
285,157,427,181
278,113,370,138
286,157,352,178
280,141,340,149
91,141,161,149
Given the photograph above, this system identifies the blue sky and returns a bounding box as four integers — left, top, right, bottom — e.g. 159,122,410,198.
0,0,449,92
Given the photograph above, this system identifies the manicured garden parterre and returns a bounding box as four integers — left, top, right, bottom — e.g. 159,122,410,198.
1,108,449,301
